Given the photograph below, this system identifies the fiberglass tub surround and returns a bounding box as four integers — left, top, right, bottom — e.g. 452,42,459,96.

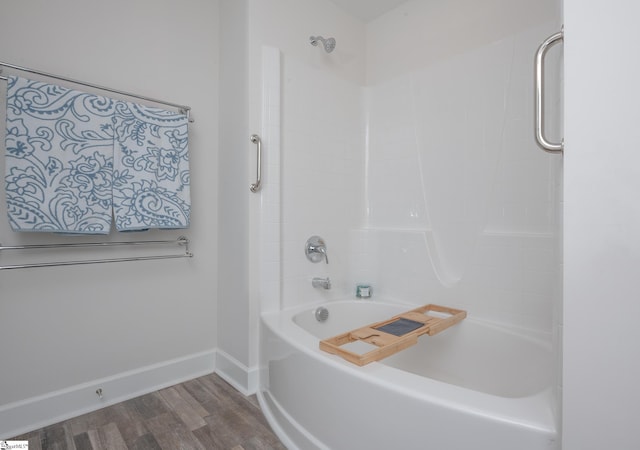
255,0,562,449
277,21,561,332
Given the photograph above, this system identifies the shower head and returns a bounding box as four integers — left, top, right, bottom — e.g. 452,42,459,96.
310,35,336,53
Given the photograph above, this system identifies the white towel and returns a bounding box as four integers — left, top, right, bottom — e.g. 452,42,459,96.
112,101,190,231
5,76,115,233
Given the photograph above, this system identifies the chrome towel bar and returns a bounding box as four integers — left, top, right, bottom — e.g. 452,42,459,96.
0,253,191,271
0,60,193,122
534,29,564,153
0,236,190,252
0,236,193,270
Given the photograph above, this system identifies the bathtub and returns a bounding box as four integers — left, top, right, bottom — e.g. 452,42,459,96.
258,299,558,450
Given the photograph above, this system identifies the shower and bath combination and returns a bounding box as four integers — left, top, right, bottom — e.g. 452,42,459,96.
259,17,563,449
310,35,336,53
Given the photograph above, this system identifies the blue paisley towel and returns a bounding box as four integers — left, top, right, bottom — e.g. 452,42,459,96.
5,76,115,233
112,101,190,231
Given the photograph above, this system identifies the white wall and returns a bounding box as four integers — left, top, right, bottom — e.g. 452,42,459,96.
217,0,253,389
563,1,640,449
0,0,218,436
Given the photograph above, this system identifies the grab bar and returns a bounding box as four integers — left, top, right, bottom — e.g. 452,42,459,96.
250,134,262,192
0,236,193,270
534,29,564,153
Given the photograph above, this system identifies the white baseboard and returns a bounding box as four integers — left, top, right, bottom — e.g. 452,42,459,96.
215,349,258,396
0,349,216,440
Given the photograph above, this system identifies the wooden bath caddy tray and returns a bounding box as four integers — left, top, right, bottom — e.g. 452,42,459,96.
319,304,466,366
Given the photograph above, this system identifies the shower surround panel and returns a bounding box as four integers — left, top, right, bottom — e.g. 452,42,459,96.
277,20,560,332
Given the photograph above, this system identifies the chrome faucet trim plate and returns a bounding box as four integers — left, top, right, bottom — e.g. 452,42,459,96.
305,236,328,264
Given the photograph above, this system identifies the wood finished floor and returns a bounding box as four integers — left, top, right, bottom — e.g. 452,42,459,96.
11,373,287,450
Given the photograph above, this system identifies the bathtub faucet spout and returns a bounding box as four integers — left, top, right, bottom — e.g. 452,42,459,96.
312,277,331,290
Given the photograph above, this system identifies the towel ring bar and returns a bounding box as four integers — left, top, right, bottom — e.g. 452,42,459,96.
534,29,564,153
250,134,262,193
0,60,193,122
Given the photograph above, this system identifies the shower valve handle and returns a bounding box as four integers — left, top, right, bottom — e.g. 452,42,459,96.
305,236,329,264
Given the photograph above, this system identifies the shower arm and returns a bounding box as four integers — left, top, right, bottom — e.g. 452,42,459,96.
310,36,327,46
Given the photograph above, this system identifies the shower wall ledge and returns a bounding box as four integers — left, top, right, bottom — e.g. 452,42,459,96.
482,230,557,238
361,227,555,239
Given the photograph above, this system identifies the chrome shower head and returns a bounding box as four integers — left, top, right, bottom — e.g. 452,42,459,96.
310,35,336,53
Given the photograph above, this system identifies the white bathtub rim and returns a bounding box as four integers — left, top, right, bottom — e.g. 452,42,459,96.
296,298,553,350
261,299,557,435
300,297,553,344
274,297,552,356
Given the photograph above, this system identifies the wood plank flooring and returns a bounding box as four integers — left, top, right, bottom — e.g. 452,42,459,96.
11,373,287,450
